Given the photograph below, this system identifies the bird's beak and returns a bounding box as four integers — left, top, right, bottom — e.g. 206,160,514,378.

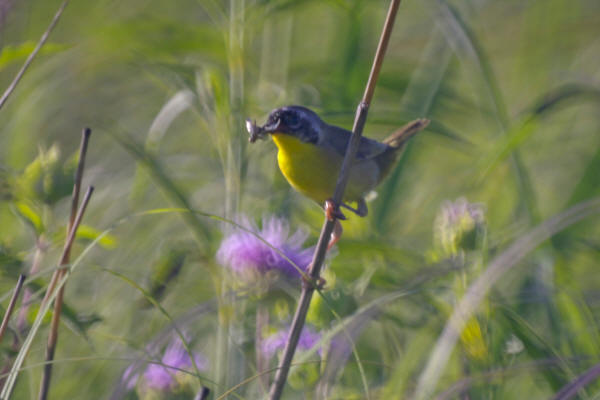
261,117,282,134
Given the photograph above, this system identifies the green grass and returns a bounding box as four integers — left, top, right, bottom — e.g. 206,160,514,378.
0,0,599,399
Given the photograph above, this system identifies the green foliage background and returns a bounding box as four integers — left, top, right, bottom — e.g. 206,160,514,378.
0,0,599,398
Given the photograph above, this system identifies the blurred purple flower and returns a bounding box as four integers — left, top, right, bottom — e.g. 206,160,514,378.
439,197,485,227
144,338,208,391
123,364,139,390
434,197,486,255
217,216,314,280
262,325,323,359
123,337,208,393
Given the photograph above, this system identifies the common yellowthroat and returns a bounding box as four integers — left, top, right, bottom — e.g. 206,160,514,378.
247,106,428,247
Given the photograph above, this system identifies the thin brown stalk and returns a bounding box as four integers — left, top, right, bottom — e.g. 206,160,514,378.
0,0,70,111
0,274,26,391
0,275,26,344
267,1,403,399
38,185,94,400
39,128,93,400
69,128,92,227
41,128,92,306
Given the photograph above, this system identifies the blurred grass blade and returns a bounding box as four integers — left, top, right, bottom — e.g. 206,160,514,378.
12,201,44,233
75,224,118,249
400,27,452,116
296,290,414,398
0,0,69,111
527,84,600,115
60,302,102,342
0,222,109,399
131,89,195,203
478,118,538,180
555,290,600,357
147,89,195,149
567,143,600,206
552,363,600,400
414,197,600,400
382,323,436,398
499,305,577,392
314,290,414,399
424,119,473,148
0,42,69,71
434,359,573,400
480,85,600,180
111,132,212,247
431,0,508,128
143,247,187,305
374,27,451,231
553,121,600,250
100,267,208,387
431,0,539,222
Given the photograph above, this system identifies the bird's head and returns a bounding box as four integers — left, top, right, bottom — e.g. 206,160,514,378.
260,106,322,144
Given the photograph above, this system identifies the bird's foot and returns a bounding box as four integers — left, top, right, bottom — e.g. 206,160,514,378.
327,220,343,251
325,199,346,221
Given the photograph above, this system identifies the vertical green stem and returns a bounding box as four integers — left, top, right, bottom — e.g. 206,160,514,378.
256,304,269,392
216,0,246,397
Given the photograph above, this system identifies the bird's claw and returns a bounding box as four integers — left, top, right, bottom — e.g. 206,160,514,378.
340,198,368,217
325,199,346,221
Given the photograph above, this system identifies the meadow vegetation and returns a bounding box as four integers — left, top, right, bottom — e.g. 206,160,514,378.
0,0,599,399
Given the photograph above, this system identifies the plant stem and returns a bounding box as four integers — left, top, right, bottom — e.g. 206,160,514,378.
0,0,69,111
0,274,26,344
41,128,92,306
267,1,403,399
217,0,246,396
256,304,269,392
38,128,93,400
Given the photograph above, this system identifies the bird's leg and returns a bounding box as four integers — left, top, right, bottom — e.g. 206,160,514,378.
327,219,343,251
324,200,344,251
325,198,347,221
340,198,368,217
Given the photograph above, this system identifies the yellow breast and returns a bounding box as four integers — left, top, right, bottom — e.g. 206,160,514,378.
272,133,378,204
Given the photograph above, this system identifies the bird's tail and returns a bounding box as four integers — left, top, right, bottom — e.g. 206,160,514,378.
383,118,430,149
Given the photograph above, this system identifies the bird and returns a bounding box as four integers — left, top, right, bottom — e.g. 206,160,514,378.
246,105,428,249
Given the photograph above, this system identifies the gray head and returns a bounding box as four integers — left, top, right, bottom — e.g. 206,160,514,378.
261,105,323,144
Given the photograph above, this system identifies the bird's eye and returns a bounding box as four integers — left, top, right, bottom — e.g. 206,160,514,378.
284,113,300,129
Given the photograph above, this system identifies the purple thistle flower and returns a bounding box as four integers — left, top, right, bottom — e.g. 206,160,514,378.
217,216,314,280
262,325,323,359
122,364,139,390
434,197,486,255
141,337,208,391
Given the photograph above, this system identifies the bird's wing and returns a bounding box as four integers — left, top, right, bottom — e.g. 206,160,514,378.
321,124,389,161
